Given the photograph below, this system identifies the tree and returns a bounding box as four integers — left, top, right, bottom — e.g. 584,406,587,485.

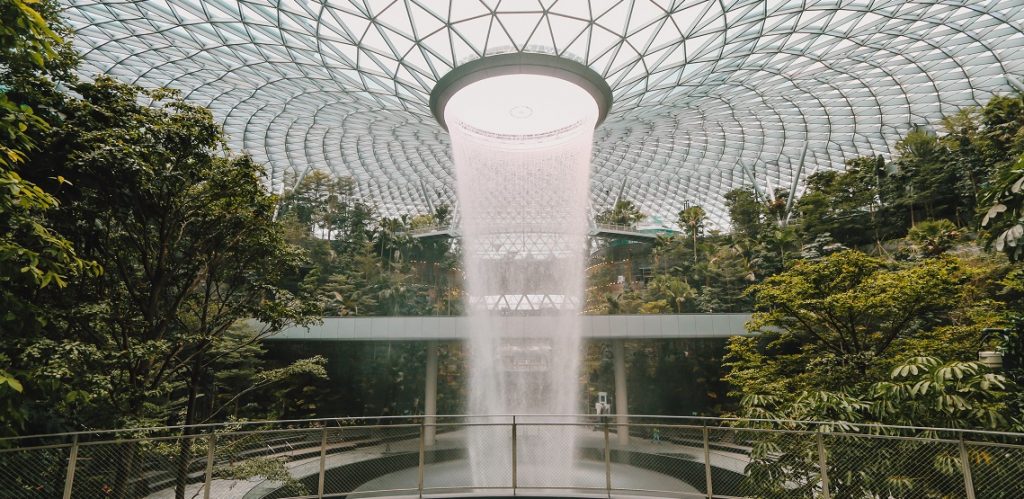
764,225,799,269
11,77,323,498
278,170,365,242
602,291,644,315
981,153,1024,261
372,215,415,269
320,273,378,316
45,76,318,415
893,128,965,224
677,205,706,264
795,155,903,248
723,188,765,240
726,251,967,401
646,274,696,313
948,94,1024,260
0,0,98,434
596,199,645,226
1,0,77,167
975,94,1024,168
699,242,757,312
737,356,1015,499
907,219,961,257
941,109,989,215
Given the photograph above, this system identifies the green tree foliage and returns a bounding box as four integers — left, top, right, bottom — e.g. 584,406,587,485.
596,198,645,225
645,274,695,313
0,0,98,433
40,77,319,422
723,188,766,240
17,77,327,498
739,356,1013,499
277,171,458,317
907,219,961,257
278,171,359,238
1,0,77,165
981,154,1024,260
589,196,763,315
894,129,970,223
0,76,326,453
677,205,705,264
199,324,327,422
622,340,730,416
970,94,1024,261
726,250,1019,497
795,155,901,248
727,251,977,396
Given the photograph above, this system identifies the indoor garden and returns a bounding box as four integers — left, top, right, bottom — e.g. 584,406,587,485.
3,1,1024,498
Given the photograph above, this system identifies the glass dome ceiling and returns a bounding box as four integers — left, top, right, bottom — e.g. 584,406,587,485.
63,0,1024,228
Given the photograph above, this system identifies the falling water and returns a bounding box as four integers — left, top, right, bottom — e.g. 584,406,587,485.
446,74,598,486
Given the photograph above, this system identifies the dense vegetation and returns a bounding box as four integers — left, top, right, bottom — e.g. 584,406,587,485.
582,101,1024,435
713,102,1024,433
6,1,1024,497
0,0,466,440
1,1,326,439
5,0,1024,443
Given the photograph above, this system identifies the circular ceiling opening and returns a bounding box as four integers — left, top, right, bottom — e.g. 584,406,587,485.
429,53,613,132
444,73,599,139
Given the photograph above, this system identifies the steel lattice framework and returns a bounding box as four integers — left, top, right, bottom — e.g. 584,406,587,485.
63,0,1024,227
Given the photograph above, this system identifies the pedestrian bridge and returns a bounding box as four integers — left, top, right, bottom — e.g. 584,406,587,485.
264,314,753,443
402,223,661,241
266,313,752,342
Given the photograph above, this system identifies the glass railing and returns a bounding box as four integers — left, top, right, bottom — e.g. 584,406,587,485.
2,415,1019,498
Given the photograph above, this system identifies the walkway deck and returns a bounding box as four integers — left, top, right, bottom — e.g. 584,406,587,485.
145,427,751,499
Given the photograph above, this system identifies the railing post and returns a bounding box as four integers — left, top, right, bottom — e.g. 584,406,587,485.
62,434,79,499
816,432,831,499
702,424,712,499
959,433,977,499
603,417,611,498
511,416,518,494
418,422,426,498
318,427,328,498
203,434,216,499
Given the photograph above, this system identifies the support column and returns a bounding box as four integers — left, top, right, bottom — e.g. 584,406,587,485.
424,341,439,446
612,339,629,445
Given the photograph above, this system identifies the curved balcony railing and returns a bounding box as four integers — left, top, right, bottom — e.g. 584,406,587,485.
2,415,1022,499
593,222,640,233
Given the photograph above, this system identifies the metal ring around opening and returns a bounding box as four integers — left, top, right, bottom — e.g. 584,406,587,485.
429,53,613,132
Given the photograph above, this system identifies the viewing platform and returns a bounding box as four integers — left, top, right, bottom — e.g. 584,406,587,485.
4,415,1018,499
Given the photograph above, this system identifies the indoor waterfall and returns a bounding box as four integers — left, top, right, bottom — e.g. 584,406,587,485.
445,74,599,486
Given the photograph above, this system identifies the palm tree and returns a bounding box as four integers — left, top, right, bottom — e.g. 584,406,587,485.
678,206,707,265
647,274,696,313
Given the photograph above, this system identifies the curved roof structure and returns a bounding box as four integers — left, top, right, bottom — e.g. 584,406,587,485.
64,0,1024,227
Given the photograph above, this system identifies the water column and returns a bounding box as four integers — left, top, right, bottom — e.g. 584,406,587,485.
444,73,599,486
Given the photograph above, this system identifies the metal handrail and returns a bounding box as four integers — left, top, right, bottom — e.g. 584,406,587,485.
6,413,1022,444
593,222,641,232
3,415,1021,499
400,223,653,237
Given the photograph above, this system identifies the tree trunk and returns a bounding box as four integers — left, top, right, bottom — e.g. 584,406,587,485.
115,440,142,498
174,361,203,499
692,232,698,265
113,398,145,497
